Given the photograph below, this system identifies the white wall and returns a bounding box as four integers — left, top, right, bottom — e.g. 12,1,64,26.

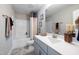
15,13,27,20
46,5,79,35
0,4,15,54
37,6,46,33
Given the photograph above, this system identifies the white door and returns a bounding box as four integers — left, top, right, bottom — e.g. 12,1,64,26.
15,19,27,39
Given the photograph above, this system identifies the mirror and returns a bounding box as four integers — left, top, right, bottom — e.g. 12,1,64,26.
45,4,79,35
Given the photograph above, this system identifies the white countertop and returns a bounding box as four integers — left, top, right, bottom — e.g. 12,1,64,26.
35,34,79,55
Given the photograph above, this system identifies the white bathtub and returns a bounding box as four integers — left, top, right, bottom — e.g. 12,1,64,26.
8,38,34,55
12,38,34,49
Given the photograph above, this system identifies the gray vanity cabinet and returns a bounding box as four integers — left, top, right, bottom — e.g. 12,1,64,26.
34,42,47,55
34,37,40,55
34,37,47,55
38,39,48,54
39,46,47,55
34,37,60,55
34,42,39,55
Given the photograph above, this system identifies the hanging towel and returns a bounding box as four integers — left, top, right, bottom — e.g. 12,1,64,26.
5,18,7,38
5,17,10,38
55,22,59,34
5,17,13,38
56,22,59,29
9,17,13,30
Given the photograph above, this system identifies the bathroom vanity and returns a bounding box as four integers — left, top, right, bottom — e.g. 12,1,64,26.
34,34,79,55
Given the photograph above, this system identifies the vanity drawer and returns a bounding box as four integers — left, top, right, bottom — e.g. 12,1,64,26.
48,46,61,55
39,47,47,55
38,39,48,53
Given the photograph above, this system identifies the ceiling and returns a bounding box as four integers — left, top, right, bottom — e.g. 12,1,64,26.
12,4,45,15
46,4,72,18
12,4,72,17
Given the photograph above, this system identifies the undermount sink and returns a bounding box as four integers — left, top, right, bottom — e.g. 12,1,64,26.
47,36,61,44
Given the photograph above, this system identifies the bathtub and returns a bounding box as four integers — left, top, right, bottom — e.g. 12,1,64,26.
12,37,34,49
8,37,34,55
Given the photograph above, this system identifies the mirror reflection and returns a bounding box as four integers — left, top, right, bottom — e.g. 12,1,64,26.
45,4,79,35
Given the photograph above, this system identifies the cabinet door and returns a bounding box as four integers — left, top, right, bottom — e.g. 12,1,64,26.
38,39,48,53
39,46,47,55
33,42,39,55
48,46,61,55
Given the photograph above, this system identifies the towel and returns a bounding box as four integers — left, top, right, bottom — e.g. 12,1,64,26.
5,17,10,38
9,17,13,30
5,17,13,38
56,22,59,29
55,22,59,34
